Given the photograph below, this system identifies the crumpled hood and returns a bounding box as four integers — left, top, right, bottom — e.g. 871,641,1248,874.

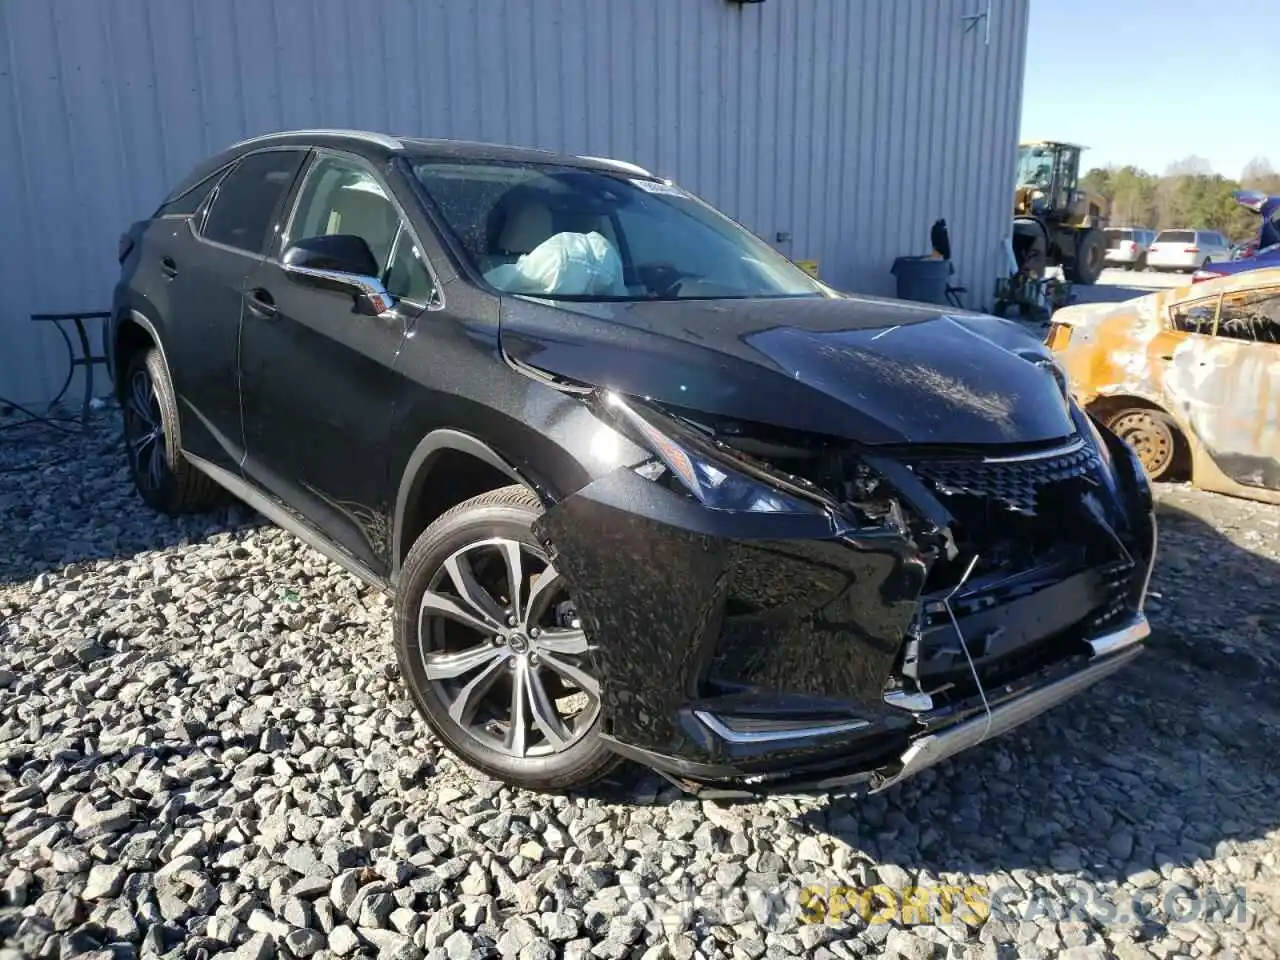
499,293,1075,446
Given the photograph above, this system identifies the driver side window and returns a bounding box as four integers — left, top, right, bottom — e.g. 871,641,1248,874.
288,154,435,302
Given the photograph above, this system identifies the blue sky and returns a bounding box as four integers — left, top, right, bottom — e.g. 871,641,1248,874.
1020,0,1279,179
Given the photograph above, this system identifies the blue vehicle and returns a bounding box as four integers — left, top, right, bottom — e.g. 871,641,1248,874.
1193,190,1280,281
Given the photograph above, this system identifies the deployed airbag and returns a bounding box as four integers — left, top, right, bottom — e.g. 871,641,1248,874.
484,231,625,297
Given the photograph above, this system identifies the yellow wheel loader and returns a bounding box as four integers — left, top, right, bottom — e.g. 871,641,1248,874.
1012,140,1110,285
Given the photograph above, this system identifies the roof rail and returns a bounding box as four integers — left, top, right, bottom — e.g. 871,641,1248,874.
578,155,654,178
229,128,405,151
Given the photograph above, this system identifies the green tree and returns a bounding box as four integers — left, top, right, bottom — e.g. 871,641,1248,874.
1109,166,1158,227
1159,174,1255,240
1081,167,1114,205
1075,155,1266,243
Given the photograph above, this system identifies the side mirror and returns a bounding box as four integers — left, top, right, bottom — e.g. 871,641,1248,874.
281,234,395,316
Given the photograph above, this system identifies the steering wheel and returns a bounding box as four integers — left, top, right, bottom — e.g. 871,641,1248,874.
638,262,696,297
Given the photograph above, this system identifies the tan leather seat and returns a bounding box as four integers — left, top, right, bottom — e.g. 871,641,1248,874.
496,199,554,255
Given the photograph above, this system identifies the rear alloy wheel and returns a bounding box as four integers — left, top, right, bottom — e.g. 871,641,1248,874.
121,347,220,514
1107,408,1178,481
123,363,166,497
395,486,620,791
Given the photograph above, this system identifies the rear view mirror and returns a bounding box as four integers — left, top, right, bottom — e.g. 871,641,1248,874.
281,234,395,315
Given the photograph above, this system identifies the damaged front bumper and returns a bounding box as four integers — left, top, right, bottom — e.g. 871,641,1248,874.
533,420,1157,797
606,615,1147,800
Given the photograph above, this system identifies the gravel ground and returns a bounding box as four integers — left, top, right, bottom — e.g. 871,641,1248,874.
2,410,1279,960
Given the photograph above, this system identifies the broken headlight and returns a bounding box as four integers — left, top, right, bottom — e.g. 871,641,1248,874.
601,394,827,516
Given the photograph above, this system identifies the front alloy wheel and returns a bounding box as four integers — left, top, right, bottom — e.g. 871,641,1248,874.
394,486,620,791
420,537,599,758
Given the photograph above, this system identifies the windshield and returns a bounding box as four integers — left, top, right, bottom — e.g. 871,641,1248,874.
1016,146,1053,188
411,160,823,301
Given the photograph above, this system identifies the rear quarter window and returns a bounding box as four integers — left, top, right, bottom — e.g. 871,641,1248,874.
155,166,230,218
1168,294,1218,334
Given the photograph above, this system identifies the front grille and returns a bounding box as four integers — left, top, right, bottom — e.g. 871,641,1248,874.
906,440,1102,517
887,439,1136,708
904,438,1117,599
1084,558,1136,632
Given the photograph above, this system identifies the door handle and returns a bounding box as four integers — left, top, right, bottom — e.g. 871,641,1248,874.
245,288,277,318
160,256,178,279
1156,353,1174,361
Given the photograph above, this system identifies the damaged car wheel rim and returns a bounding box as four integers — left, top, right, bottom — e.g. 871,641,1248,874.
123,368,166,493
416,537,600,759
1110,411,1172,478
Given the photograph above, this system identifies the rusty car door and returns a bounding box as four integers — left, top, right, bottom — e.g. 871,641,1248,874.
1164,286,1280,489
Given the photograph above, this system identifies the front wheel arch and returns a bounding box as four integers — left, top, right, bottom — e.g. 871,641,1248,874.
392,430,537,580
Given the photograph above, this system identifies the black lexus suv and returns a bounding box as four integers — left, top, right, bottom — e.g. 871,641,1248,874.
110,129,1157,797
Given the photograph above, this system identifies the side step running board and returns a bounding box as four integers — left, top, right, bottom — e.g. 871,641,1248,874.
184,452,388,591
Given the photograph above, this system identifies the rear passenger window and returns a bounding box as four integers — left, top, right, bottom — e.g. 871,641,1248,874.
1169,295,1218,334
1215,288,1280,344
202,150,307,253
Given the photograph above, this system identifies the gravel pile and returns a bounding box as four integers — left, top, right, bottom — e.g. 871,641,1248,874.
3,410,1279,960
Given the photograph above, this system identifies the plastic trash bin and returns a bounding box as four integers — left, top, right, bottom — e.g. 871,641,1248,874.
891,256,951,305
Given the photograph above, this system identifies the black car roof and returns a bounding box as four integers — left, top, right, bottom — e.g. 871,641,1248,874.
243,129,652,174
162,128,658,209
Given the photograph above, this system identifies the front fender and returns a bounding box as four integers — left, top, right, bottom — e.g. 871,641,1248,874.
390,429,529,574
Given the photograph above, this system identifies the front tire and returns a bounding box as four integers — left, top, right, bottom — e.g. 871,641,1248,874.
394,485,620,792
121,347,221,514
1064,229,1105,284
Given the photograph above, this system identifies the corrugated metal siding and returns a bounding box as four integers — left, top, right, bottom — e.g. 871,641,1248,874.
0,0,1028,406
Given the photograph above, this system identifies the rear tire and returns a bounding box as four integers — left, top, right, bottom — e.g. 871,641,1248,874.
121,347,221,514
394,485,621,792
1106,408,1183,482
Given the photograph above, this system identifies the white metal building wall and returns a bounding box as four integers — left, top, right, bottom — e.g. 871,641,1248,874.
0,0,1029,406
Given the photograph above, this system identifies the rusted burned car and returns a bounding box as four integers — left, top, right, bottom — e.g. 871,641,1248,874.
1048,267,1280,502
